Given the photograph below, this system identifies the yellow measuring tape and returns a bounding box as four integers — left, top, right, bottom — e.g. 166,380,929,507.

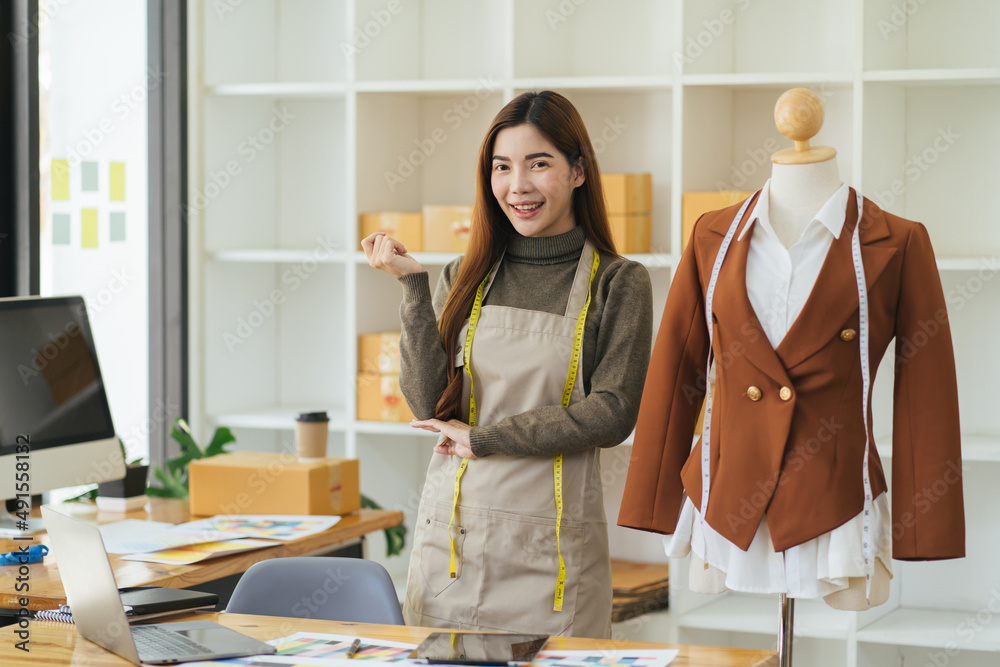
446,264,492,578
553,247,600,611
446,248,600,610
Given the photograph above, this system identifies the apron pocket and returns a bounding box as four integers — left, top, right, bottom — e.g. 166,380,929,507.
478,511,584,635
418,517,467,598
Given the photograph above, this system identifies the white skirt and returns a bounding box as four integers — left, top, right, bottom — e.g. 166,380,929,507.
664,493,893,598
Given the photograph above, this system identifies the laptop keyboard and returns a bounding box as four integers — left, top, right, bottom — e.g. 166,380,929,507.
133,624,213,659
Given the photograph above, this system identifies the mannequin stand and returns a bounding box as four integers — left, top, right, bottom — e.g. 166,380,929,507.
778,594,794,667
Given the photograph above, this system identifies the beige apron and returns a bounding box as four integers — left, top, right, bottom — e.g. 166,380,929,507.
403,241,613,639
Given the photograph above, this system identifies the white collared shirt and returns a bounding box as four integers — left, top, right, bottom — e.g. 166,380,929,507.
741,181,850,348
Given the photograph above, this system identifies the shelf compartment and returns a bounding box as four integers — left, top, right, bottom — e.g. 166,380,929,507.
203,263,347,417
857,607,1000,652
862,83,1000,256
681,0,852,76
513,0,675,79
201,96,347,252
863,0,1000,72
353,0,505,82
677,593,852,640
202,0,346,85
355,91,504,214
682,84,854,194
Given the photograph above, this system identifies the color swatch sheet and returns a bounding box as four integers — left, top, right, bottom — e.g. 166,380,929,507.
184,632,420,666
177,515,342,541
120,538,277,564
531,649,678,667
182,633,678,667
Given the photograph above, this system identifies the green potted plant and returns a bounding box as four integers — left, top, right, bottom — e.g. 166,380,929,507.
146,418,235,499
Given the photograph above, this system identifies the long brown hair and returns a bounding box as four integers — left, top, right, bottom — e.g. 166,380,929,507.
434,90,618,421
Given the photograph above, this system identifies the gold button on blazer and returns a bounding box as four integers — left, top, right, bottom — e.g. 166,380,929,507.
618,191,965,561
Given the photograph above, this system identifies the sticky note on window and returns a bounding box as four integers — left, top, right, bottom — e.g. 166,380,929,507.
110,212,126,241
82,162,99,191
53,213,71,245
52,159,70,200
110,162,125,201
81,208,98,248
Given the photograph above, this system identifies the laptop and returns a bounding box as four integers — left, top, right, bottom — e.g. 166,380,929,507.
41,506,277,664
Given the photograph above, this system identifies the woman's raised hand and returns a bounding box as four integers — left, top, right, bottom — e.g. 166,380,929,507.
361,232,424,277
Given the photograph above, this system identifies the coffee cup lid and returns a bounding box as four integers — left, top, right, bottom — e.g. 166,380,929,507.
296,411,329,423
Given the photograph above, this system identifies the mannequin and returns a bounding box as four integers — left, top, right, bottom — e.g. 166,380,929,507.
685,88,892,612
620,87,965,667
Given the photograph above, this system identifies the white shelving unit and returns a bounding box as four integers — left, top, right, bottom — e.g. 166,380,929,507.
187,2,1000,665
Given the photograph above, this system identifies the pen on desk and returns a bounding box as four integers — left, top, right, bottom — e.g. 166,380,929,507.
346,638,362,659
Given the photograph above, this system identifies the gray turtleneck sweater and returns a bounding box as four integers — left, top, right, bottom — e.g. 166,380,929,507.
397,226,653,458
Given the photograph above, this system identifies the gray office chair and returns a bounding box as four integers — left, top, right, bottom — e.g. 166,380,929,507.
226,557,405,624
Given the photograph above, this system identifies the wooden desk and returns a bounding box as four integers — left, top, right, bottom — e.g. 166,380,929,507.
0,613,778,666
0,499,405,611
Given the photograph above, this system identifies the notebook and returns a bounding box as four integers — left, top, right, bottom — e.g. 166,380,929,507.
41,506,276,665
35,586,218,623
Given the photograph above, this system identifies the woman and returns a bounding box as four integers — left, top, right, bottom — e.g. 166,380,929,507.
361,91,652,638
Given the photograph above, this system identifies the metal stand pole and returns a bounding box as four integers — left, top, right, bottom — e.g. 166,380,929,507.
778,594,794,667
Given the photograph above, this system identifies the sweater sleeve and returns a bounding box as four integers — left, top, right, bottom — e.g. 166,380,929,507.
469,260,653,457
397,258,462,420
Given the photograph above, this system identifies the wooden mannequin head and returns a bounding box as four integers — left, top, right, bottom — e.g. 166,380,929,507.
771,88,837,165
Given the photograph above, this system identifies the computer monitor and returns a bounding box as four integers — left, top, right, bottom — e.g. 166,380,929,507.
0,295,124,535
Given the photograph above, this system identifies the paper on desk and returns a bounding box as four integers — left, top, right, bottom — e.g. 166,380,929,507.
102,521,247,554
180,633,679,667
175,515,342,541
532,649,679,667
182,631,419,666
120,538,278,565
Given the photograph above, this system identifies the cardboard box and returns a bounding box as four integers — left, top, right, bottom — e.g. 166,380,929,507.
423,205,473,253
359,212,423,252
682,191,753,250
609,214,652,254
188,452,360,517
358,332,402,375
603,173,652,215
357,373,415,423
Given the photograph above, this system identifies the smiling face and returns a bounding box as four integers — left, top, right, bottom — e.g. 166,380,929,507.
490,123,585,238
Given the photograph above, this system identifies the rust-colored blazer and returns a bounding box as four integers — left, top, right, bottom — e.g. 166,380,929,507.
618,190,965,560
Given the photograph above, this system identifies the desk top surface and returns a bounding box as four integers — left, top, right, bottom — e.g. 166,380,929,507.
0,613,778,666
0,500,404,611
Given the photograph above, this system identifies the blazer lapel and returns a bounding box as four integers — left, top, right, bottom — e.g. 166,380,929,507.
776,192,897,370
710,196,793,388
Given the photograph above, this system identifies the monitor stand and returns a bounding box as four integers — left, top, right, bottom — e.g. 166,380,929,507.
0,512,46,537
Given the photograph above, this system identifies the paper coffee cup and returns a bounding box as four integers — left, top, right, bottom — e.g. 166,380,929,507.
295,411,330,462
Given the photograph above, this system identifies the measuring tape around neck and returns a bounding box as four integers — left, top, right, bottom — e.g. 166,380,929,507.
445,247,600,612
702,186,874,597
849,190,875,596
700,191,759,568
553,247,600,612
